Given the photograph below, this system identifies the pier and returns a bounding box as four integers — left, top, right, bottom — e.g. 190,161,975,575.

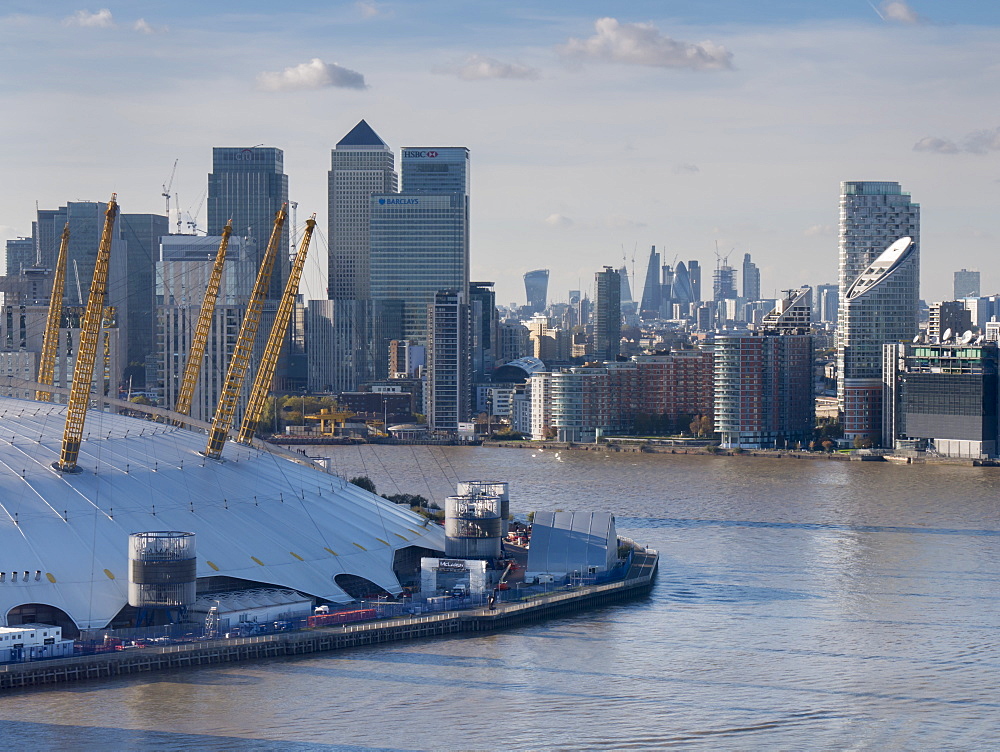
0,550,657,690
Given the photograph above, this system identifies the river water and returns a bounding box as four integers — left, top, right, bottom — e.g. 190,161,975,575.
1,446,998,750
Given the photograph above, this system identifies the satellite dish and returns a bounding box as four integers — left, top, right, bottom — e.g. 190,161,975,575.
912,335,921,343
961,330,974,344
975,334,985,345
942,328,953,342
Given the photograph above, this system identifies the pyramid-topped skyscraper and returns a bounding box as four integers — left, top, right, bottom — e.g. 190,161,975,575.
312,121,399,393
328,120,397,300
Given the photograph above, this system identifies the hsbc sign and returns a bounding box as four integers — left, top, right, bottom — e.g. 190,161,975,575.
403,150,439,158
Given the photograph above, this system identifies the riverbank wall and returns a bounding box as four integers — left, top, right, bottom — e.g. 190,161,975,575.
483,440,992,466
0,552,657,691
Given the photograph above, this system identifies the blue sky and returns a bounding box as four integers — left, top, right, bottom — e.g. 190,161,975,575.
2,1,999,305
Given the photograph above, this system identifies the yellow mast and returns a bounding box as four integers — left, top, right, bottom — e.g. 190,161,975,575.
204,204,287,459
174,222,232,417
237,214,316,444
35,223,70,402
55,195,118,473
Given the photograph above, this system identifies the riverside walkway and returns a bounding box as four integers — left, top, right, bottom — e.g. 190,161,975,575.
0,550,658,690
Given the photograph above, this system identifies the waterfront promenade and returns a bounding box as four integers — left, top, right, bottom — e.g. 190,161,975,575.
0,550,657,690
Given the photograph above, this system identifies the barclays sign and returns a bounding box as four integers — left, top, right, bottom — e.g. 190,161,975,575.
378,198,419,205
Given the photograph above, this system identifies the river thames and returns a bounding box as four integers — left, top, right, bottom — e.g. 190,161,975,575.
1,446,998,750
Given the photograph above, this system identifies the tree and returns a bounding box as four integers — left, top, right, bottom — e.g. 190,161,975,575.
852,436,873,450
690,415,714,438
349,476,377,494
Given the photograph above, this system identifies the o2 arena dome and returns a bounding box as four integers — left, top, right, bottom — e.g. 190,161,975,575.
0,396,445,634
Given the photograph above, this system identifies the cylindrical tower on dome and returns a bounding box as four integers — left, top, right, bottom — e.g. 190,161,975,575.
128,531,197,609
457,480,509,535
444,494,501,559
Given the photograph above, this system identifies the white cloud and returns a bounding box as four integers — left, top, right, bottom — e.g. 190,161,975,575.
436,54,539,81
559,17,733,71
913,136,959,154
880,1,923,25
672,162,700,174
356,0,384,19
914,128,1000,155
63,9,115,28
962,128,1000,154
804,224,834,237
133,18,154,34
545,214,573,228
257,58,367,92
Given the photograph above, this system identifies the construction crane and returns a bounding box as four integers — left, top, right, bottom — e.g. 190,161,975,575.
162,159,177,219
54,195,118,473
204,204,288,459
185,190,207,234
237,214,317,444
173,222,232,418
35,223,70,402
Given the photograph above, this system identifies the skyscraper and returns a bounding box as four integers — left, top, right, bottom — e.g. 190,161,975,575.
523,269,549,314
837,181,920,444
742,252,760,302
328,120,397,301
325,121,398,392
207,147,289,301
594,266,621,361
119,213,169,376
840,237,920,445
31,201,129,384
156,234,252,422
370,146,470,345
638,246,661,319
426,289,471,433
815,283,838,324
469,281,498,382
688,260,702,303
713,264,736,302
954,269,980,299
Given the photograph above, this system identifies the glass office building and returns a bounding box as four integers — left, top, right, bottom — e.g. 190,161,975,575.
370,146,470,346
369,194,468,344
207,147,289,301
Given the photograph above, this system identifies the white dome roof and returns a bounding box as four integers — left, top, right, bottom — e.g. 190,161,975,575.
0,396,444,629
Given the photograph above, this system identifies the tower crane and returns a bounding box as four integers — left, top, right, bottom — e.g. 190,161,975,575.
185,190,207,234
162,159,178,219
204,204,288,459
237,214,316,444
54,195,118,473
35,223,70,402
173,221,232,418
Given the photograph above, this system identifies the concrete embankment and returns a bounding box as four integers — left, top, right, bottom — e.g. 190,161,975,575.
0,552,657,690
484,440,852,461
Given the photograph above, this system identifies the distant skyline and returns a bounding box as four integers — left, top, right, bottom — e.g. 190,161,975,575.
2,1,999,306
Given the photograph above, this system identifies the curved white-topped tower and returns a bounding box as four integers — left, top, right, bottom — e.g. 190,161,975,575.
0,396,444,631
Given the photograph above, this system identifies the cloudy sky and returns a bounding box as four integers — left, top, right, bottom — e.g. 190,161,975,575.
2,1,999,306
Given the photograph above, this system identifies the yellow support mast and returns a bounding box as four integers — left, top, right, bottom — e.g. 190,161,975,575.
35,223,70,402
204,204,287,459
55,195,118,473
174,221,232,417
237,215,316,444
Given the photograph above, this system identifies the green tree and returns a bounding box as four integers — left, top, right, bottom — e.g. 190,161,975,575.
349,476,377,494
